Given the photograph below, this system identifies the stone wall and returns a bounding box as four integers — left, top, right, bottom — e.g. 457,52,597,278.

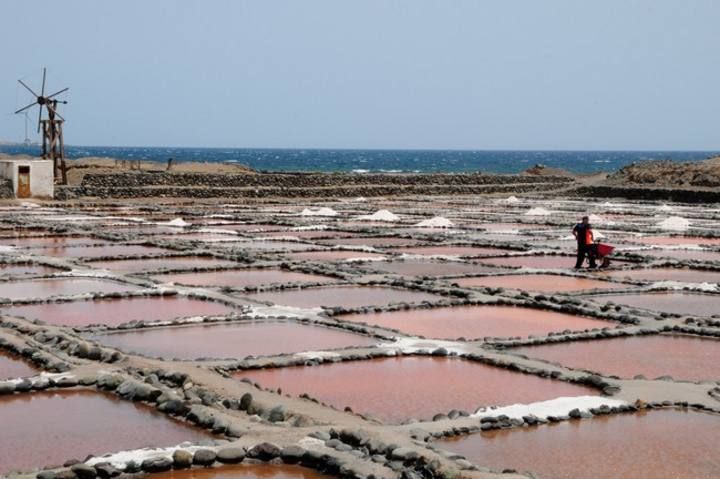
570,185,720,203
0,178,13,199
76,172,571,199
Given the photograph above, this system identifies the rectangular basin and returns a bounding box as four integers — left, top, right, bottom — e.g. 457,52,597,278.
367,260,498,278
586,292,720,317
152,269,335,288
439,409,720,479
0,278,139,300
336,305,610,340
286,251,387,262
455,274,624,292
0,390,210,474
30,244,171,259
392,246,511,258
89,321,376,359
236,357,596,423
3,296,235,327
0,263,61,277
88,256,237,273
247,285,443,309
602,268,720,284
0,351,37,380
514,334,720,382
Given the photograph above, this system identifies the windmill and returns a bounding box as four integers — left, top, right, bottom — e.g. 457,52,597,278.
14,68,69,184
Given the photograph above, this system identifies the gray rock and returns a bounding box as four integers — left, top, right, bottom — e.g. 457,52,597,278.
172,450,193,469
216,447,245,464
247,442,281,460
36,472,57,479
280,446,305,464
0,382,16,395
390,447,418,461
239,392,253,410
192,448,217,466
92,463,120,478
141,457,173,472
268,405,286,422
70,464,97,479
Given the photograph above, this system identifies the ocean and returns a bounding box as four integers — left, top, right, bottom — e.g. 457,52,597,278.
0,144,716,174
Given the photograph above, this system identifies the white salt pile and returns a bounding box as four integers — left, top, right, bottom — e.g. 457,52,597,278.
496,196,520,204
657,216,690,231
525,207,552,216
357,210,400,222
415,216,454,228
165,218,190,227
657,204,673,212
300,207,338,217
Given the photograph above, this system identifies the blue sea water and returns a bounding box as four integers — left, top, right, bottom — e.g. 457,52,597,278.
0,144,717,174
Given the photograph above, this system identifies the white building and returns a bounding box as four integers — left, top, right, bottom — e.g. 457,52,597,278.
0,158,54,199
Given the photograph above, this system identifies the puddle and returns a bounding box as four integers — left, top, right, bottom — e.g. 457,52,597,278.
88,256,237,273
587,292,720,316
237,357,596,423
0,263,61,276
152,269,335,288
89,321,375,359
0,278,139,300
366,260,498,277
248,285,443,309
30,244,171,259
3,296,235,327
0,390,210,474
454,274,624,292
286,251,387,262
439,409,720,479
0,351,37,380
336,305,609,339
514,334,720,381
603,268,720,284
392,246,511,257
150,464,335,479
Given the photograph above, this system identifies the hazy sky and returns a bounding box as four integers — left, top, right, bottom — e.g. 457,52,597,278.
1,1,718,150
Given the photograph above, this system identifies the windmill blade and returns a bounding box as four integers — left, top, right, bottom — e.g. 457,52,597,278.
14,102,37,114
37,106,42,133
18,79,38,97
41,68,46,96
47,87,69,99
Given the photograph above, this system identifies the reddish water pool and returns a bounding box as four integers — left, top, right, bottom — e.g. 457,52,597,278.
248,285,443,309
0,390,210,474
3,296,234,327
603,268,720,284
261,230,356,240
336,305,609,339
587,292,720,316
0,351,37,380
286,251,387,262
455,274,624,292
88,256,237,273
367,260,498,277
0,263,60,276
514,334,720,381
90,321,375,359
0,236,108,248
31,244,171,259
153,269,335,288
0,278,138,300
440,409,720,479
393,246,511,257
237,357,596,423
638,249,720,262
629,235,720,246
480,255,583,269
319,237,425,247
151,464,335,479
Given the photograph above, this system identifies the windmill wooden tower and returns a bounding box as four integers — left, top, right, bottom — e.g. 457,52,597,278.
14,68,69,184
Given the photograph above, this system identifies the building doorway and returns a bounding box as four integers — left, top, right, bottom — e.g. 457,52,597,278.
17,166,31,198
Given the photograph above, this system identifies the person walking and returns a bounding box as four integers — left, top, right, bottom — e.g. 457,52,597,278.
572,216,597,269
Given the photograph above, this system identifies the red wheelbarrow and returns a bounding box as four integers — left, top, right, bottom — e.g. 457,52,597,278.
594,243,615,268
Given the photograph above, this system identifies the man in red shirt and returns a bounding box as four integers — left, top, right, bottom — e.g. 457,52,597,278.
572,216,597,269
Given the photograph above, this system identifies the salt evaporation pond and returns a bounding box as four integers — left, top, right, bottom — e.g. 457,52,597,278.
587,292,720,317
237,357,596,423
454,274,624,292
0,236,109,248
514,334,720,381
0,351,37,380
439,409,720,479
286,250,387,262
479,255,578,269
638,249,720,262
89,321,375,359
0,390,210,474
152,269,335,288
0,278,139,300
367,260,498,277
629,235,720,246
0,263,61,276
318,236,424,247
336,305,610,339
393,246,511,257
30,244,171,259
88,256,237,273
248,285,443,309
603,267,720,284
151,464,335,479
3,296,234,327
